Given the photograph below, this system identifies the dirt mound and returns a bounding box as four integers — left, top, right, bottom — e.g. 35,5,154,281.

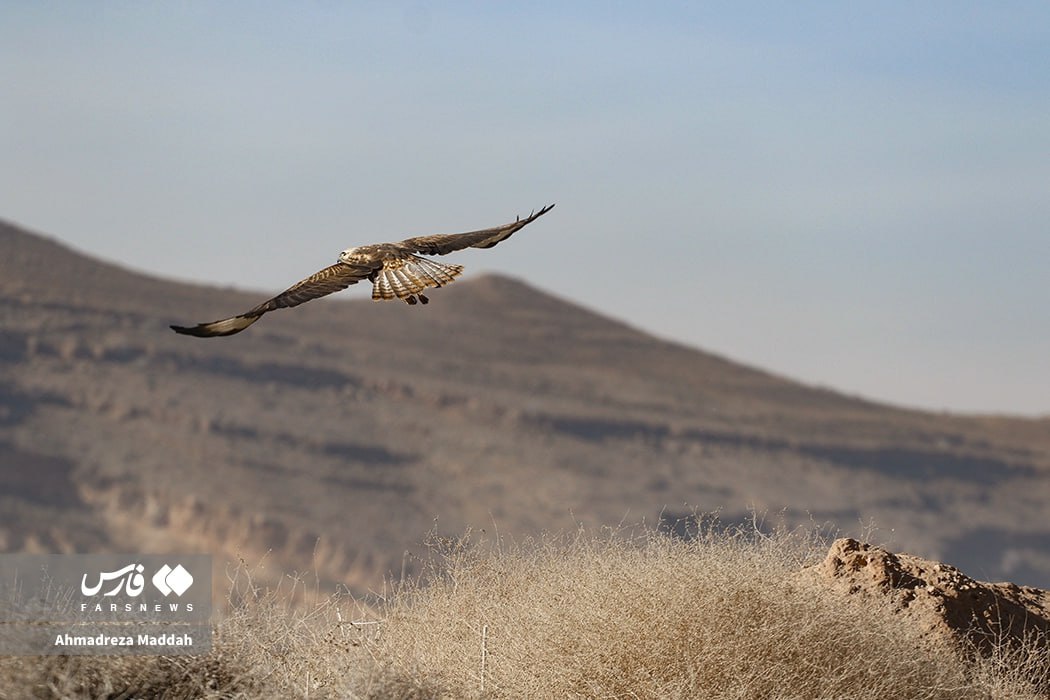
807,538,1050,657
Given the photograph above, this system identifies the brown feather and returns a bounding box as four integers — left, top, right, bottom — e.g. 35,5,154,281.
170,263,373,337
396,204,554,256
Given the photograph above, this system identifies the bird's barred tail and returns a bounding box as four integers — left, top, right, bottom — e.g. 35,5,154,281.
372,256,463,303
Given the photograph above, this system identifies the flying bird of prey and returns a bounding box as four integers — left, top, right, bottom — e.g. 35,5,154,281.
170,204,554,337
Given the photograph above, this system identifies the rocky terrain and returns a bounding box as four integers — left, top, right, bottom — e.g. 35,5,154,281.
2,217,1050,595
808,538,1050,659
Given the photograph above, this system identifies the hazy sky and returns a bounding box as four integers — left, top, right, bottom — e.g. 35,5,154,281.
2,3,1048,416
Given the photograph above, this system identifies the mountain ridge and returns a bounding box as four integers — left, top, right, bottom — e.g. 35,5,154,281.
2,217,1049,592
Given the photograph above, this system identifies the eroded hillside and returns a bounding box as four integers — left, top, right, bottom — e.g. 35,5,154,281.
2,219,1050,593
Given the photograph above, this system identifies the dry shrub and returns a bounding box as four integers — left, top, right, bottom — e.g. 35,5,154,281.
967,628,1050,700
2,523,1048,698
358,524,974,699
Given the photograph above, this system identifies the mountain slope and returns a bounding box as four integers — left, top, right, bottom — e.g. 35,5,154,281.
2,218,1049,591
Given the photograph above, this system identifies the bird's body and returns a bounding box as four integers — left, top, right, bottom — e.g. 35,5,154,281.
170,204,553,337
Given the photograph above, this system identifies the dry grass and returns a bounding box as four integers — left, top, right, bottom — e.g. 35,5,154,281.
357,523,972,699
2,522,1048,698
966,629,1050,700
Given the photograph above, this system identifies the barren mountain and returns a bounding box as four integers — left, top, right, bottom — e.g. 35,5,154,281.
2,218,1049,593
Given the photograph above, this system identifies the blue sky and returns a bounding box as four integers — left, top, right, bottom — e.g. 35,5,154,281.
2,2,1048,415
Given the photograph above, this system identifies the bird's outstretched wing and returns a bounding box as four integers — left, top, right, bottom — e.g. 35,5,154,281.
396,204,555,256
170,262,376,337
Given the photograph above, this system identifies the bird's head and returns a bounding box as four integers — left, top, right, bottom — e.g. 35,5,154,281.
338,247,361,264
